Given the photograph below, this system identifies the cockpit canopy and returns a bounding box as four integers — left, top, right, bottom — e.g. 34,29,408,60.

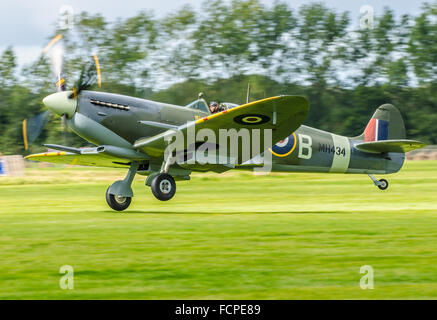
185,99,209,113
219,102,239,110
184,98,240,114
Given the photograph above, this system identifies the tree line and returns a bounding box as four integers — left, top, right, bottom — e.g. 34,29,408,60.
1,0,436,155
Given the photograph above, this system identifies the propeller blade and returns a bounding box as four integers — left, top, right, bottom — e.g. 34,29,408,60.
42,34,63,54
43,34,66,92
22,111,50,150
93,54,102,88
69,54,102,99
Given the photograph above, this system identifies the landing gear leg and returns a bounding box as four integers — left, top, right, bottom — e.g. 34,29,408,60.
148,155,176,201
106,162,139,211
368,174,389,190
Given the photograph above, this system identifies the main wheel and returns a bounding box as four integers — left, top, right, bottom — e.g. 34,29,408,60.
105,187,132,211
378,179,388,190
151,173,176,201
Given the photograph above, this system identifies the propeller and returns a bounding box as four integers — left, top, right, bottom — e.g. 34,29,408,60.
22,34,102,150
69,53,102,99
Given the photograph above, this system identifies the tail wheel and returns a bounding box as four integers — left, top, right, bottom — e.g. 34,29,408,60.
151,173,176,201
378,179,388,190
105,187,132,211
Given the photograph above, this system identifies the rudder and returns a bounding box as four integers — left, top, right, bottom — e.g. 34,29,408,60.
360,104,406,141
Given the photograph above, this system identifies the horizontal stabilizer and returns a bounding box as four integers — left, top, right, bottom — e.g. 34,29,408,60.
355,139,426,154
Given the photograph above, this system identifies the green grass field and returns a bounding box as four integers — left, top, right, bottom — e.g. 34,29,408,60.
0,161,436,299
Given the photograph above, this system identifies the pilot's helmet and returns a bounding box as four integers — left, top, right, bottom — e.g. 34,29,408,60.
210,101,218,107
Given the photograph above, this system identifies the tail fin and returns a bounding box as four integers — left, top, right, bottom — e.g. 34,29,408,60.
360,104,406,142
355,104,425,154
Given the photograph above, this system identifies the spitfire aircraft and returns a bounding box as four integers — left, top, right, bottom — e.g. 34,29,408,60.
26,40,426,211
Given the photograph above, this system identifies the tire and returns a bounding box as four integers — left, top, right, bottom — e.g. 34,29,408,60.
151,173,176,201
378,179,388,190
105,187,132,211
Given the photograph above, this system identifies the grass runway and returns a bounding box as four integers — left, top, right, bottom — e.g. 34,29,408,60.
0,161,436,299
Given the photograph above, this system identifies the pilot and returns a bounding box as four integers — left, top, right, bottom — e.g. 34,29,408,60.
209,101,218,113
209,101,223,114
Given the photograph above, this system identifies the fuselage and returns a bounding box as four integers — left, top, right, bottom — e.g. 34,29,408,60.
269,125,404,174
65,91,404,175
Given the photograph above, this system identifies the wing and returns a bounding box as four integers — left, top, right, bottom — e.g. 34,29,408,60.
25,150,133,168
355,140,426,153
134,95,309,164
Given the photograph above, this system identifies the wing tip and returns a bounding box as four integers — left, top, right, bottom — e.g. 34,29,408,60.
25,151,67,160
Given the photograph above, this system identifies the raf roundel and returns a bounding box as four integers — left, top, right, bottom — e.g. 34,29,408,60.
233,114,270,125
270,133,297,157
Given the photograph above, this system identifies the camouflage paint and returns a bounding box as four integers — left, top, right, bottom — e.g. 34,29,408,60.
69,91,407,175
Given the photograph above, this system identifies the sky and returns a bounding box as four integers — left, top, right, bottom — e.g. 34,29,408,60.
0,0,429,68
